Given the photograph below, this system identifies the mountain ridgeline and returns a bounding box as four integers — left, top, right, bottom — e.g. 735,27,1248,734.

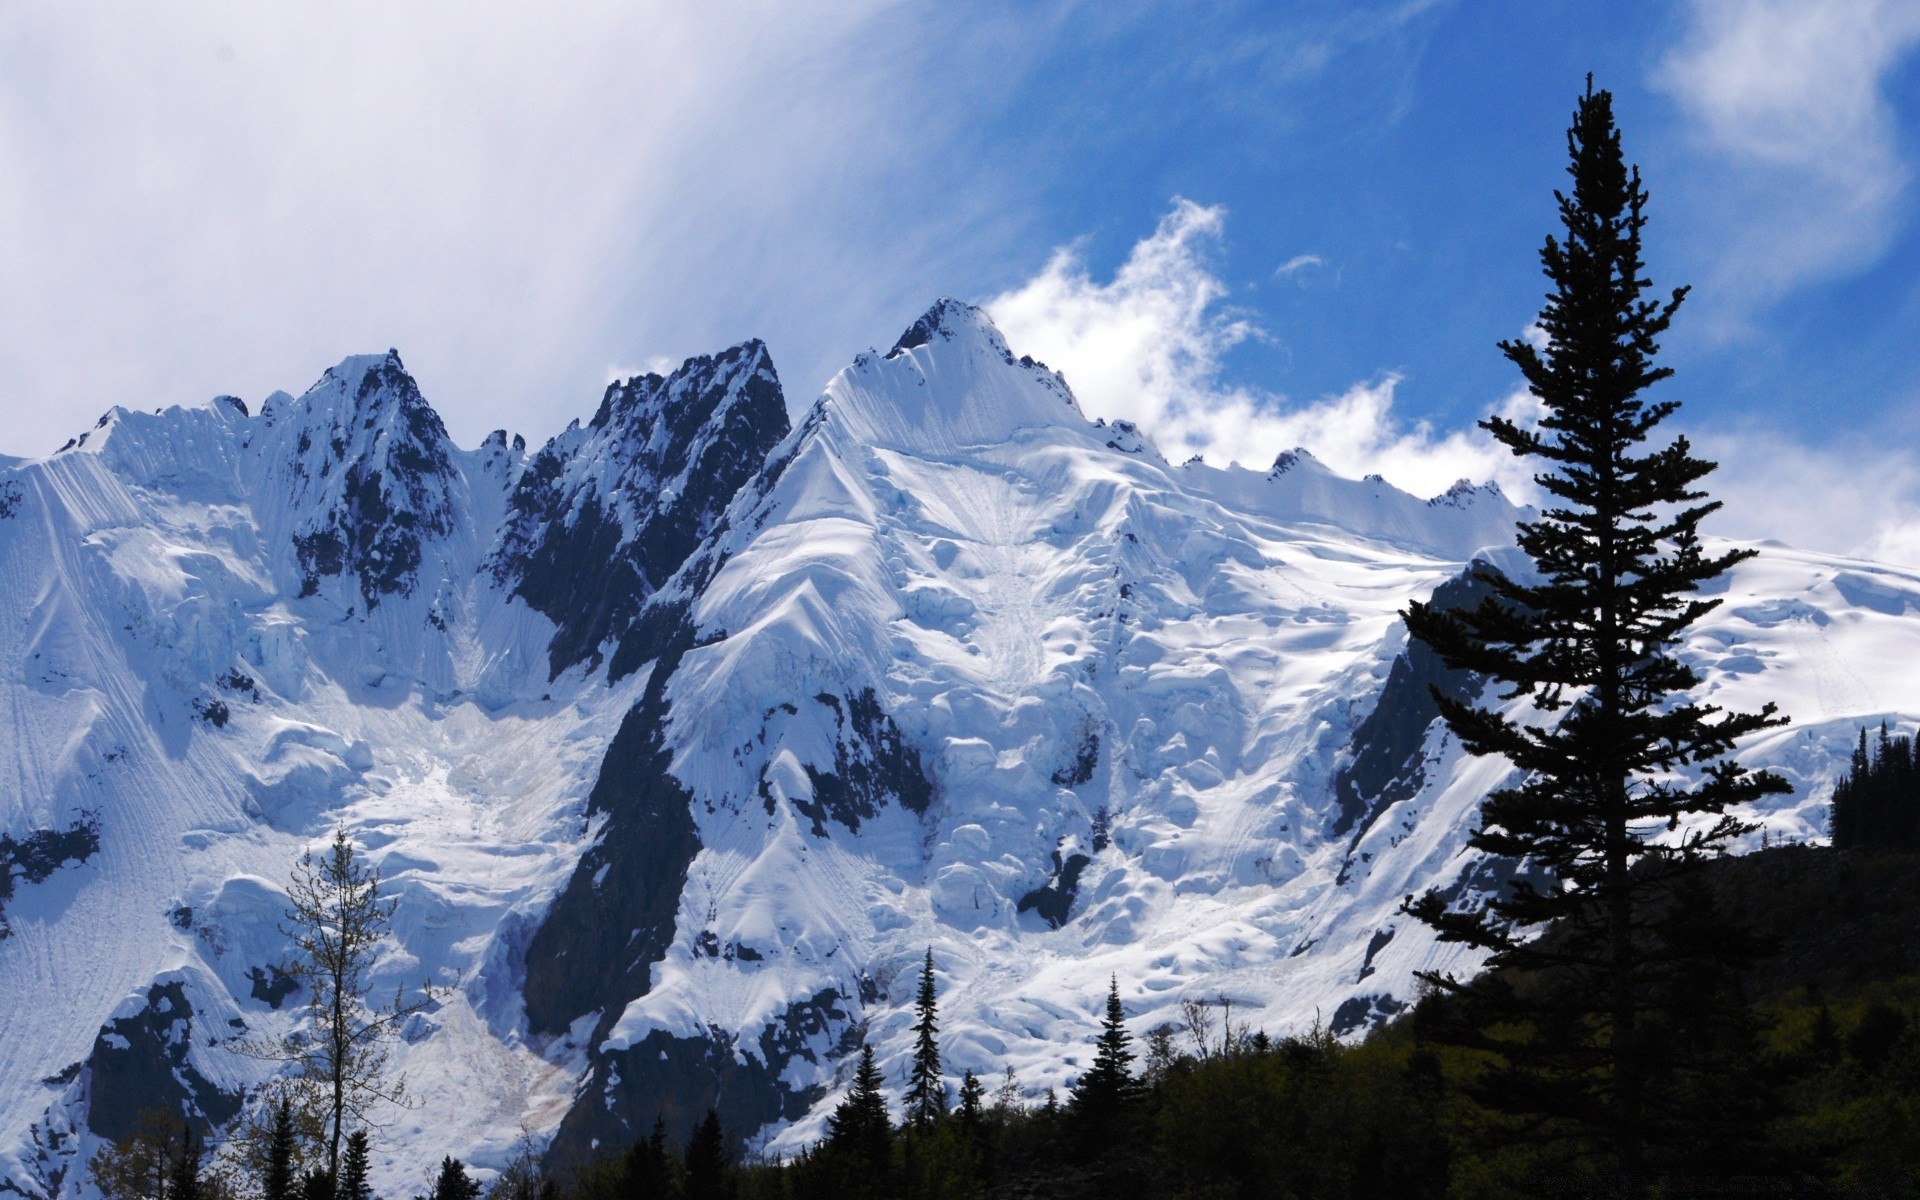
0,300,1901,1193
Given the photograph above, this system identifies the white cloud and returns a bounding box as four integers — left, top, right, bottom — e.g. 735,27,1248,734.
984,199,1920,569
1695,423,1920,569
1274,253,1325,280
987,200,1538,500
0,3,1045,454
1656,0,1920,304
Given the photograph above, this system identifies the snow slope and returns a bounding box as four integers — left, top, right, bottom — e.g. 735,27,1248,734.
0,301,1912,1192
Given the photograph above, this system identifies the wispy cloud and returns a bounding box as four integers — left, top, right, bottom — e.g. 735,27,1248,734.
1274,253,1325,281
1655,0,1920,307
0,3,1044,454
988,200,1535,500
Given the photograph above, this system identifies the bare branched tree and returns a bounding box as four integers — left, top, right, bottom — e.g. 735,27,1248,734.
269,825,434,1182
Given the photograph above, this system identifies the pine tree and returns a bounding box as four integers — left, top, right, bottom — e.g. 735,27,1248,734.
956,1071,985,1130
1831,723,1920,852
300,1169,335,1200
337,1132,371,1200
824,1044,893,1193
683,1110,729,1200
1401,78,1789,1188
426,1159,479,1200
169,1128,203,1200
264,1101,298,1200
1070,976,1137,1148
623,1117,675,1200
904,948,946,1126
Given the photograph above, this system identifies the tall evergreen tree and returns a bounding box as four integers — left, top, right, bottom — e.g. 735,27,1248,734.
1071,976,1137,1143
956,1070,985,1131
904,948,946,1126
824,1044,893,1194
426,1158,479,1200
683,1109,730,1200
264,1101,298,1200
337,1131,372,1200
1402,78,1789,1189
168,1128,203,1200
623,1117,675,1200
1831,723,1920,852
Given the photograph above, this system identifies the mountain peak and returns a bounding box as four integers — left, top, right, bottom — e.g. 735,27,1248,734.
886,297,1004,360
822,298,1079,454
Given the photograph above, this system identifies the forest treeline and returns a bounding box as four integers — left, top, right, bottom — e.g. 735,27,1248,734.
95,841,1920,1200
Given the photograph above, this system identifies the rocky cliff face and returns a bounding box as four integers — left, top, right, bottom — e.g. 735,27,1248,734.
0,301,1889,1196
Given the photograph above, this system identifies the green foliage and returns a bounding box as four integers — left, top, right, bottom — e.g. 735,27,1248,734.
1400,77,1788,1184
905,949,947,1128
265,1104,298,1200
683,1111,731,1200
337,1132,372,1200
425,1159,479,1200
1833,724,1920,852
1069,976,1138,1157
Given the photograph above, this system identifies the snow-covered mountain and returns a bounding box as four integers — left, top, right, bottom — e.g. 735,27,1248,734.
0,301,1909,1195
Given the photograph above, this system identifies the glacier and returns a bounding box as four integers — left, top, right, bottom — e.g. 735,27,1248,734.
0,300,1913,1195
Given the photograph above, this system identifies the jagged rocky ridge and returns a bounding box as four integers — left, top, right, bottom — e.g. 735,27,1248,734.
0,299,1904,1196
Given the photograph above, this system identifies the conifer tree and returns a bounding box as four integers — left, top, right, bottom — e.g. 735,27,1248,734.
957,1071,985,1130
300,1169,335,1200
824,1044,893,1192
623,1117,675,1200
1071,976,1137,1143
1401,78,1789,1187
264,1102,298,1200
426,1158,479,1200
337,1132,371,1200
904,948,946,1126
682,1110,729,1200
169,1129,203,1200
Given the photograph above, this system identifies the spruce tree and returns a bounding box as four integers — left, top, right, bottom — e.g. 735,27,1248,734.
300,1169,336,1200
1402,78,1788,1188
264,1101,298,1200
956,1071,985,1130
683,1110,729,1200
623,1117,675,1200
824,1044,893,1193
169,1129,202,1200
426,1159,479,1200
904,948,946,1126
338,1131,372,1200
1070,976,1137,1146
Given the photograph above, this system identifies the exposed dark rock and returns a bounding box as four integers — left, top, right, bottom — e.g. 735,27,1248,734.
1051,729,1100,787
0,818,101,939
0,481,21,520
1330,993,1405,1038
246,964,297,1010
287,352,458,609
522,605,704,1039
545,988,849,1168
1018,846,1092,929
795,689,933,837
84,980,242,1142
490,342,788,679
1331,569,1495,846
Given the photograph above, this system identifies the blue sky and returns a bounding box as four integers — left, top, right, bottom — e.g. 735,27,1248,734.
2,2,1918,558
